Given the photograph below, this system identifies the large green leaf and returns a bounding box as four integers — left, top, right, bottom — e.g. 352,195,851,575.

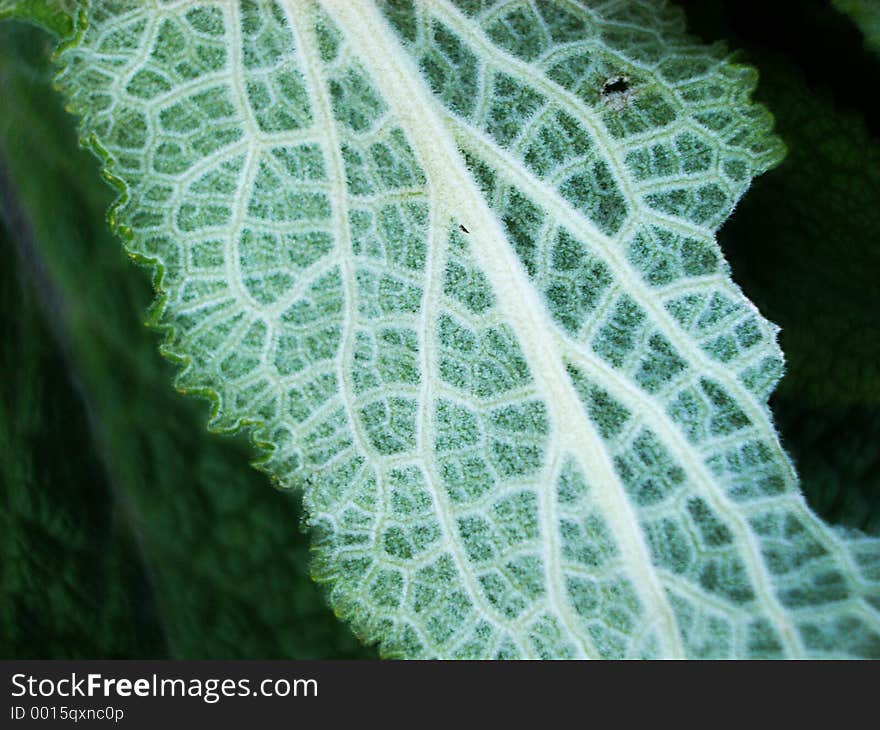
6,0,880,658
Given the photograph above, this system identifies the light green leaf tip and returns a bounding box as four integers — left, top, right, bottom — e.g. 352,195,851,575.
38,0,880,657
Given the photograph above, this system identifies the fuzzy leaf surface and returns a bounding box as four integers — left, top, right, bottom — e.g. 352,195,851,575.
49,0,880,658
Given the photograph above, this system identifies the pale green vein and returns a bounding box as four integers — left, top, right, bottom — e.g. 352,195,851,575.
322,0,686,657
285,0,531,654
429,0,793,481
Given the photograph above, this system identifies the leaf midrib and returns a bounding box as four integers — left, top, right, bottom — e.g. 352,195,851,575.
319,0,687,657
434,4,813,651
449,116,809,655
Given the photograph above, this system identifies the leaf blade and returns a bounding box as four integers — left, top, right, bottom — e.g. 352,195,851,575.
49,0,880,658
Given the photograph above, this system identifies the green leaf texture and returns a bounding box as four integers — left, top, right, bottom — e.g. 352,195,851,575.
719,61,880,533
50,0,880,658
0,22,372,659
674,2,880,535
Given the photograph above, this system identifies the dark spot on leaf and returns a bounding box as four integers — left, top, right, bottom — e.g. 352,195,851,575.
602,74,630,95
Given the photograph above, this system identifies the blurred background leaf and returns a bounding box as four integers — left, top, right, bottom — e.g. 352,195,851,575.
1,0,879,657
0,216,167,658
0,22,374,659
832,0,880,55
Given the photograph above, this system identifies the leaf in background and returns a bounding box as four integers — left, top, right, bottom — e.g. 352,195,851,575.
0,194,166,659
832,0,880,55
0,21,372,659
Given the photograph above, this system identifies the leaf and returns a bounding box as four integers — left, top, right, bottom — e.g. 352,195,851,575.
0,0,76,35
832,0,880,55
0,21,373,659
723,63,880,533
39,0,880,657
0,185,166,659
680,0,880,535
